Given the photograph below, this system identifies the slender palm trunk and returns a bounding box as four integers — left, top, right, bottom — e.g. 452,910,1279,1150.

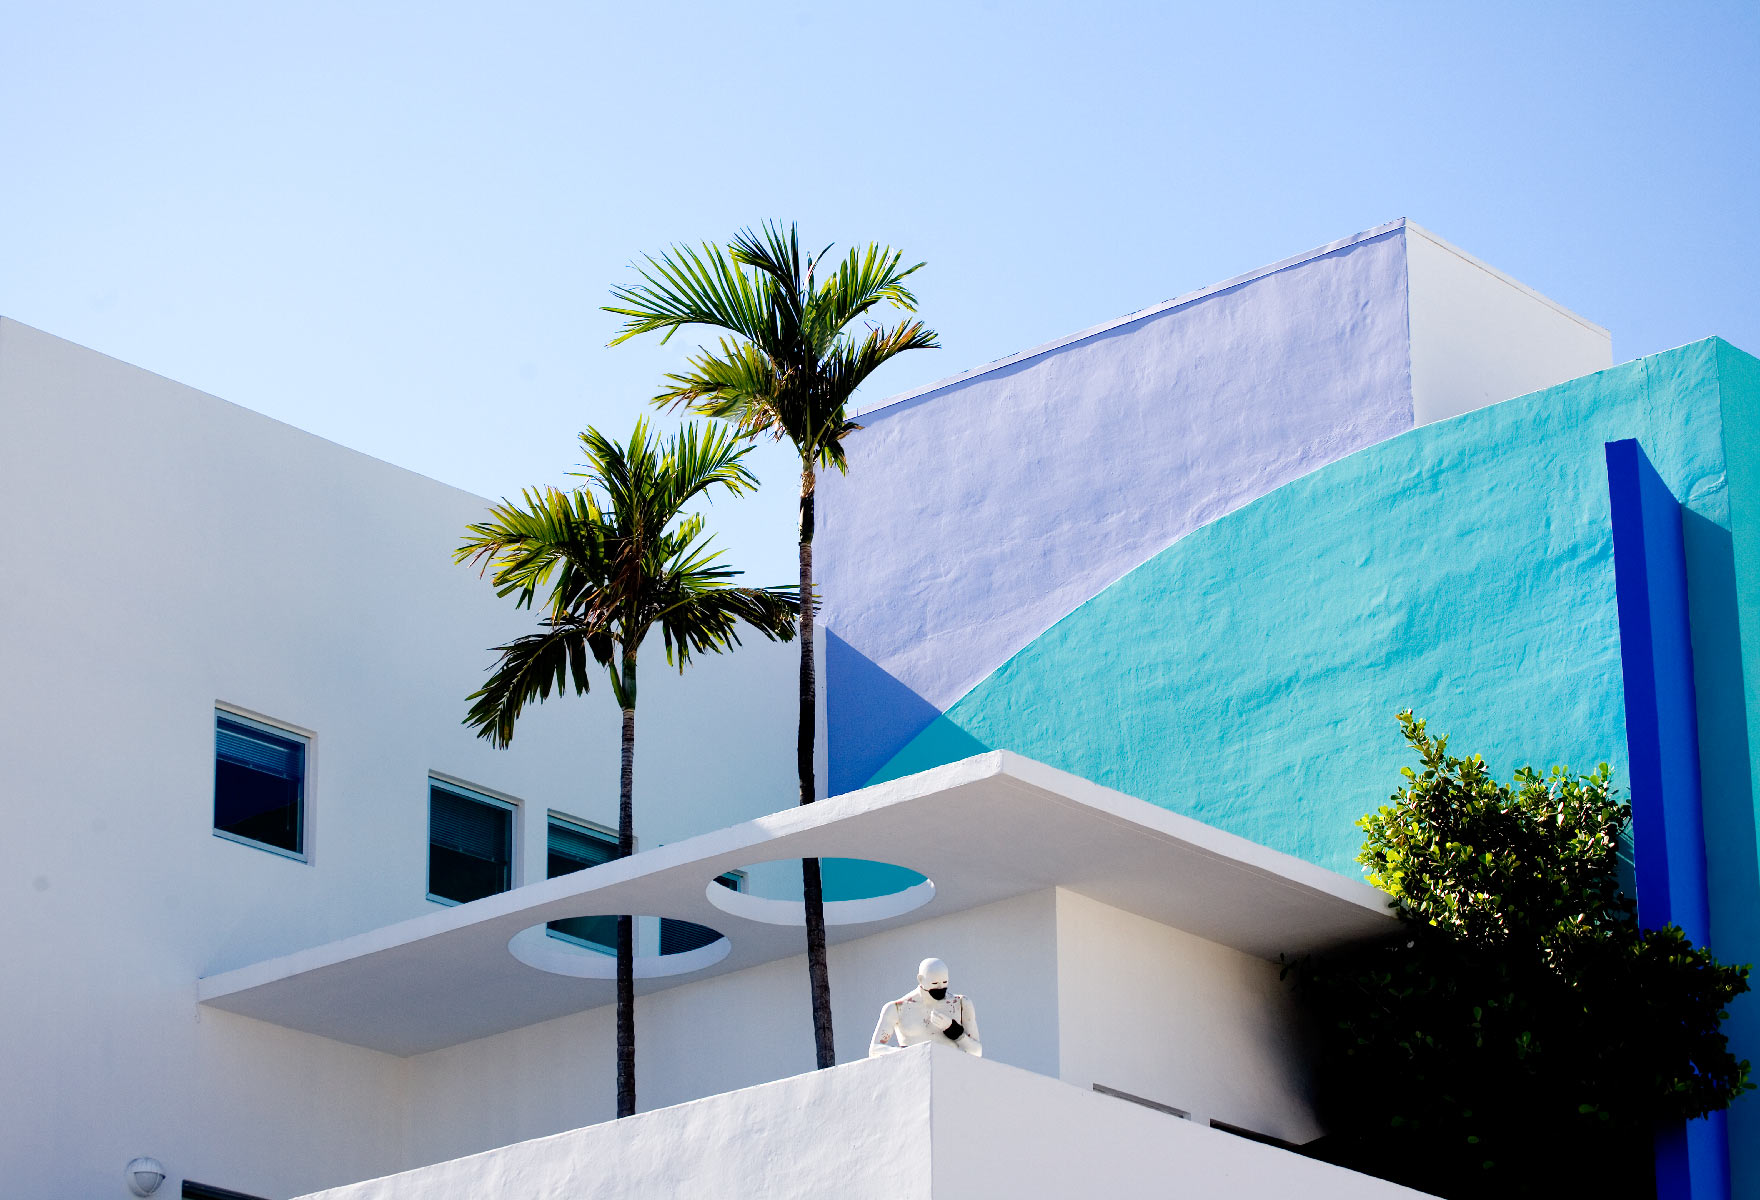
799,465,835,1069
616,653,637,1117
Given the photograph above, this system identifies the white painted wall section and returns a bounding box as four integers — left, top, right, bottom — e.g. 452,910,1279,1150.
398,890,1062,1170
300,1047,1435,1200
1054,889,1321,1144
1405,222,1612,425
0,317,797,1200
304,1052,934,1200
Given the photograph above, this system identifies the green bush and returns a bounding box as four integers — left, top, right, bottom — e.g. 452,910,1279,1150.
1286,712,1750,1198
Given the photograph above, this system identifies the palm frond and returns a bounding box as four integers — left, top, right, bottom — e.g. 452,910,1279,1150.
464,619,600,748
655,340,782,435
822,320,941,405
607,224,936,469
729,222,806,333
456,486,612,613
460,419,795,743
656,586,800,668
804,244,925,356
605,240,790,356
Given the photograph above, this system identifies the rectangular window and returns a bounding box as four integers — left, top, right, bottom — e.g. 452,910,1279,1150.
428,781,514,904
547,816,619,951
660,872,741,954
214,711,307,858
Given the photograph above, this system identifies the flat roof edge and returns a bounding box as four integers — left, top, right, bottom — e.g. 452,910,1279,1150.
1403,221,1610,339
851,219,1410,419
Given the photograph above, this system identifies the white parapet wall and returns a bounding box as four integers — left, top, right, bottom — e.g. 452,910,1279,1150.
297,1045,1433,1200
1405,222,1611,425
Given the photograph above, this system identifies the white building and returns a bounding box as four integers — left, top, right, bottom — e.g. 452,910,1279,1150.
2,221,1619,1199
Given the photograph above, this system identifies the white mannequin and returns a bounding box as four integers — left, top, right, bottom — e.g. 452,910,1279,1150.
868,957,982,1058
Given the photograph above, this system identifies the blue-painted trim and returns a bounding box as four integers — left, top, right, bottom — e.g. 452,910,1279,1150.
1606,438,1724,1200
1608,439,1671,929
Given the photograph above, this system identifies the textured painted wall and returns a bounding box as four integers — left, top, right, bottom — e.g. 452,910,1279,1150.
1708,341,1760,1198
869,342,1739,870
819,222,1416,794
301,1047,1429,1200
868,338,1760,1194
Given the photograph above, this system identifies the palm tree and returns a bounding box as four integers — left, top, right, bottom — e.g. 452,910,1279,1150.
605,224,937,1068
456,418,797,1117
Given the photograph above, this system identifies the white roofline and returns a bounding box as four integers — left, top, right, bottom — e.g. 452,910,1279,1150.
851,219,1410,419
853,217,1611,419
1403,221,1609,339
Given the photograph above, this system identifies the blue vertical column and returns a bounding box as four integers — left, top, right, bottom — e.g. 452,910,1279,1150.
1606,438,1726,1200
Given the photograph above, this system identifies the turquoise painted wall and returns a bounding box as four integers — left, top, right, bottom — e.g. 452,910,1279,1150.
870,337,1760,1192
876,341,1732,869
1709,340,1760,1199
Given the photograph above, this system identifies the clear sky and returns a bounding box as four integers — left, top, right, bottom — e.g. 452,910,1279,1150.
4,1,1756,584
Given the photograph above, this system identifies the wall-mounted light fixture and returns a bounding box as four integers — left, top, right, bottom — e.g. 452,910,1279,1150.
125,1157,166,1197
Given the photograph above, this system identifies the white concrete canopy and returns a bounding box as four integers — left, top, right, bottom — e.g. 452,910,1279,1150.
199,752,1395,1055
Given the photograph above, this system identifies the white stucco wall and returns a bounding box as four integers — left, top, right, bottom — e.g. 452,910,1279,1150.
0,318,1347,1199
0,318,798,1199
1054,889,1321,1144
929,1049,1431,1198
304,1053,938,1200
399,890,1061,1171
300,1047,1432,1200
1405,223,1612,425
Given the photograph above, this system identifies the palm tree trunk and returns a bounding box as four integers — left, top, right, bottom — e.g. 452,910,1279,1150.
799,464,835,1069
616,658,637,1118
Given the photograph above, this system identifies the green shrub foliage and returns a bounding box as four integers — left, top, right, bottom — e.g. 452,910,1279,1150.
1287,712,1750,1198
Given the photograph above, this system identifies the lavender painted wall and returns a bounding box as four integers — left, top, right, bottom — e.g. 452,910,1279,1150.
819,222,1416,794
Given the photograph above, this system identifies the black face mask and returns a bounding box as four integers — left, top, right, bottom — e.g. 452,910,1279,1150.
927,987,948,1000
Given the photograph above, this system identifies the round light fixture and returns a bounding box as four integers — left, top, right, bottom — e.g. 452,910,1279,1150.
125,1157,166,1197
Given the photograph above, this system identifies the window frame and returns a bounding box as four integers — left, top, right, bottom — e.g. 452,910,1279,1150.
426,776,519,907
544,812,623,952
212,705,312,864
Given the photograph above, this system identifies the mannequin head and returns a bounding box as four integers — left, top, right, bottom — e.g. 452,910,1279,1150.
917,957,950,1001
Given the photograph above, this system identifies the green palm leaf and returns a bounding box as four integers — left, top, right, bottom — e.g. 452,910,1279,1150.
604,223,935,1073
457,419,798,728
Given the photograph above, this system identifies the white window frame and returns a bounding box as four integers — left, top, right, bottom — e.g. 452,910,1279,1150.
212,704,312,864
545,812,627,951
426,776,520,906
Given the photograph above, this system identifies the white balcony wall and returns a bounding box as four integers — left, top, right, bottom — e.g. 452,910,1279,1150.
1055,889,1319,1143
398,890,1062,1169
301,1047,1433,1200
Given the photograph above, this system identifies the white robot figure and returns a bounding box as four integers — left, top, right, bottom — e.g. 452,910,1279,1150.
868,957,982,1058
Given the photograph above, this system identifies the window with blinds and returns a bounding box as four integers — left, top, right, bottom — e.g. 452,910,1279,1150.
214,712,306,857
427,781,514,904
547,816,619,951
660,873,740,955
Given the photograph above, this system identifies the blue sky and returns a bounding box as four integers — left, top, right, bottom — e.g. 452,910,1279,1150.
4,1,1756,584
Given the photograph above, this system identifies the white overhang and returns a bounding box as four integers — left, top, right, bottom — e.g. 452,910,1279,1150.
198,752,1395,1055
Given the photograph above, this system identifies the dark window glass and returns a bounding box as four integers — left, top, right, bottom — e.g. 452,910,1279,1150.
214,715,305,855
547,818,618,951
428,784,512,903
184,1183,270,1200
660,873,740,954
